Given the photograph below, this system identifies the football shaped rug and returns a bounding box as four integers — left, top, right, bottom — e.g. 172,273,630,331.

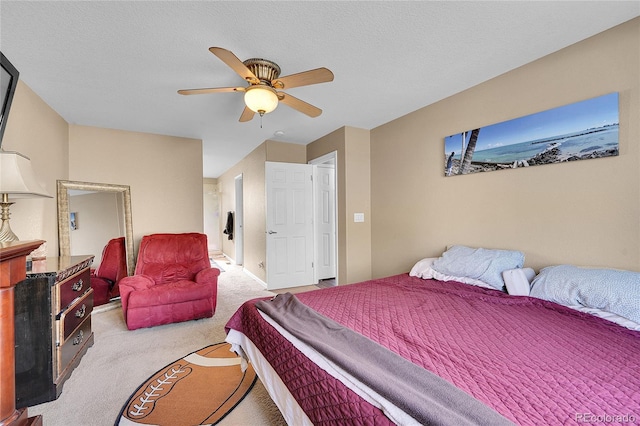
117,342,257,425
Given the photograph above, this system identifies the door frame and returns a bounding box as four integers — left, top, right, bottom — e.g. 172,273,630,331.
309,151,338,285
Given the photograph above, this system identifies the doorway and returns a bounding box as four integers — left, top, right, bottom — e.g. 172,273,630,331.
264,154,338,290
309,151,337,285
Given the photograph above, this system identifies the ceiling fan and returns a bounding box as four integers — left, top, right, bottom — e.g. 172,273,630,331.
178,47,334,122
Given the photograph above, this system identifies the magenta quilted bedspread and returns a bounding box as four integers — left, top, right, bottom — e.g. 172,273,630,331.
225,274,640,425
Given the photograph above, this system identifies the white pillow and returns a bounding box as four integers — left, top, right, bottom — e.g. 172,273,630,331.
502,268,536,296
431,245,525,291
410,257,494,290
430,269,494,290
409,257,437,279
530,265,640,324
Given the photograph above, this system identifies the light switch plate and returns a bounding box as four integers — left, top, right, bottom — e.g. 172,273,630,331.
354,213,365,223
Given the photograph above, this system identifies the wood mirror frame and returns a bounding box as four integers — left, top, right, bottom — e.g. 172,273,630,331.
57,180,134,276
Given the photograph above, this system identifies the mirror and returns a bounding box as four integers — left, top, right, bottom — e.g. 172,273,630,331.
57,180,134,276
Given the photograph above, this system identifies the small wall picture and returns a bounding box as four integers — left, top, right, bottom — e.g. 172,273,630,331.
444,92,619,176
70,212,78,230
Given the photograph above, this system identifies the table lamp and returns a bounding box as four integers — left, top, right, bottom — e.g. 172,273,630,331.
0,150,52,242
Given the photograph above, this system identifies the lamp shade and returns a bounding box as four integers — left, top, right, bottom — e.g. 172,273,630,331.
0,151,51,199
244,86,278,115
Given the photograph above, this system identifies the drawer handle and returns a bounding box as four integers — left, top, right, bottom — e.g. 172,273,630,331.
75,304,86,318
73,330,84,346
72,279,83,291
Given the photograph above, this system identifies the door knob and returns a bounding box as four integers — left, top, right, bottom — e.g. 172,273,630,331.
267,230,277,234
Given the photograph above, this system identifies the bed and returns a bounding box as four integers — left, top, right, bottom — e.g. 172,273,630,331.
225,246,640,425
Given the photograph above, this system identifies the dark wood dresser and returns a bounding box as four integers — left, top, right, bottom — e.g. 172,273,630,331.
0,240,44,426
15,255,94,408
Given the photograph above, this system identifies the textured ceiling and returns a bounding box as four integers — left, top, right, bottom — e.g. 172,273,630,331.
1,1,638,177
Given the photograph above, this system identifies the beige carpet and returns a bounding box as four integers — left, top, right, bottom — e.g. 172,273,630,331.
28,262,287,426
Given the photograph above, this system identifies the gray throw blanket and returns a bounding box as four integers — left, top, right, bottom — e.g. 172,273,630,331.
256,293,514,426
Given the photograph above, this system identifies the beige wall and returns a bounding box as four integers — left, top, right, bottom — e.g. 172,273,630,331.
266,141,307,163
343,127,372,282
370,18,640,278
68,125,204,254
2,81,68,257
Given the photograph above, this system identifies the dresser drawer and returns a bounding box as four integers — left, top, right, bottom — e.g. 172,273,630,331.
56,268,90,310
20,255,94,407
58,289,93,343
57,316,92,377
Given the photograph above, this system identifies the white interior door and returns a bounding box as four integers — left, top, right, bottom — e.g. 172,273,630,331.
314,164,336,281
266,162,314,289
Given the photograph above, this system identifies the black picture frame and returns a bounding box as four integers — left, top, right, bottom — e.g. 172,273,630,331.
0,52,20,149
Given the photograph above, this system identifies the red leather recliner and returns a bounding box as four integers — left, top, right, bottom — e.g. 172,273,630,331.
90,236,128,306
119,233,220,330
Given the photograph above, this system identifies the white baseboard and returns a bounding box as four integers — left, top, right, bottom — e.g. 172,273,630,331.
218,252,235,263
243,268,268,289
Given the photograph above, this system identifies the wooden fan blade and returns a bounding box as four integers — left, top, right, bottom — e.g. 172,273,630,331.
272,67,334,90
239,106,255,122
209,47,259,84
278,92,322,117
177,87,245,95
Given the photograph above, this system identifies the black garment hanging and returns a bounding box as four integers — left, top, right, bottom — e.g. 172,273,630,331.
223,211,234,240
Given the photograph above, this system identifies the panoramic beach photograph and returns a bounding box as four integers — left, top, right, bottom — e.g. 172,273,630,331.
444,92,619,176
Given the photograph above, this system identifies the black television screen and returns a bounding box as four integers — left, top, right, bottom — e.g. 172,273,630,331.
0,52,20,149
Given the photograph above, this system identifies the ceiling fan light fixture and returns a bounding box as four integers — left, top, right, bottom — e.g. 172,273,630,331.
244,85,278,115
180,47,333,121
